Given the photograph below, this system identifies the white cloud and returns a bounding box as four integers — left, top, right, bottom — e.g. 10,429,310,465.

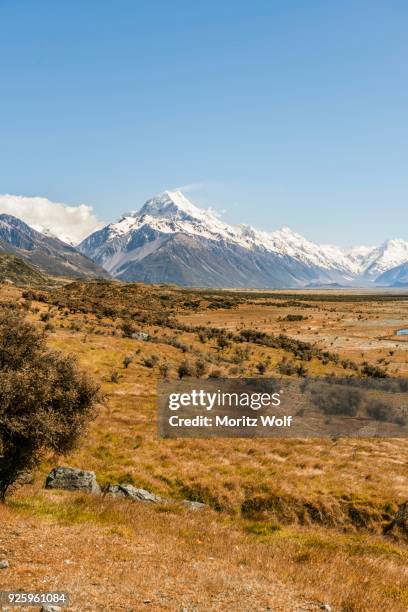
173,182,207,193
0,194,105,245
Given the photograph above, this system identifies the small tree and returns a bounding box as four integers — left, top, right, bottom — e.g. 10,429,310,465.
0,308,100,501
256,362,267,375
159,362,170,379
178,361,192,379
121,320,135,338
216,336,230,351
195,358,206,378
123,355,133,369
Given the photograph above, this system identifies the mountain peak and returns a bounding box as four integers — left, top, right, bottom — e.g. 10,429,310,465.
79,191,408,287
139,190,203,220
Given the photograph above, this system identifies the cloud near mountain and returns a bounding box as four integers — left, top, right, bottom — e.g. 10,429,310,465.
0,194,104,245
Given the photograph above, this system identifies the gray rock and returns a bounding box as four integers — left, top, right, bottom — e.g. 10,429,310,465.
131,331,149,341
16,471,33,485
181,500,207,511
45,467,100,494
320,606,332,612
40,607,62,612
105,484,165,503
0,559,9,569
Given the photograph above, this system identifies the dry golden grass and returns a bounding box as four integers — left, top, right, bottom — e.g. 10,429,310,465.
1,486,407,611
179,295,408,376
1,282,408,611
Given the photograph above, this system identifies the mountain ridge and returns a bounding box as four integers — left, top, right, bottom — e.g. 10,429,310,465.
1,191,406,288
0,213,109,280
78,190,408,288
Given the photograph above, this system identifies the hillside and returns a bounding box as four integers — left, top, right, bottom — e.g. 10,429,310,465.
0,253,47,285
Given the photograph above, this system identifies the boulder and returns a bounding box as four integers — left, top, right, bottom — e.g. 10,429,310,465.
45,467,100,494
16,471,33,486
0,559,9,569
131,331,149,341
105,484,166,504
181,500,207,511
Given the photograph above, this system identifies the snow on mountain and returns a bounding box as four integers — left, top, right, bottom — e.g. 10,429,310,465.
106,191,252,248
79,190,408,287
93,191,368,273
341,245,377,274
362,239,408,277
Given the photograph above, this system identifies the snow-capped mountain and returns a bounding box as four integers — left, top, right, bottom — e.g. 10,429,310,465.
78,190,408,288
360,239,408,278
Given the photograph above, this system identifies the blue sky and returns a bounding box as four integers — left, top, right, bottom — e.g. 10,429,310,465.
0,0,406,245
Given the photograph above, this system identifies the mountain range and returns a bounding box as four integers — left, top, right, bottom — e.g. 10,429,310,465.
78,190,408,288
1,191,408,288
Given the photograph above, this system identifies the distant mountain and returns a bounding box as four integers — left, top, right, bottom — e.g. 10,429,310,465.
0,214,109,280
78,192,335,287
78,190,408,288
0,253,47,286
359,239,408,279
76,191,398,288
376,262,408,287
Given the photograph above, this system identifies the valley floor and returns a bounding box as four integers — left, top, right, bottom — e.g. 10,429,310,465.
0,282,408,611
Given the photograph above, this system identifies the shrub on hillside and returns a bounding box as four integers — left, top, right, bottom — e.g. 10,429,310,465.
141,355,159,368
121,320,136,338
361,362,388,378
367,400,391,422
123,355,133,369
178,362,193,379
311,384,362,417
282,314,306,322
194,358,206,378
0,307,100,500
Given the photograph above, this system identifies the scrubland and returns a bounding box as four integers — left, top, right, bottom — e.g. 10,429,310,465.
0,281,408,611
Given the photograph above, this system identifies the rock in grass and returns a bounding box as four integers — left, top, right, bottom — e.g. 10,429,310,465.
131,331,149,340
45,466,100,494
105,484,166,503
0,559,9,569
16,471,33,485
40,606,62,612
181,500,207,511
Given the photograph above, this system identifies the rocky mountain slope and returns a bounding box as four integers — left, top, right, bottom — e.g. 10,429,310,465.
79,191,408,288
0,214,109,280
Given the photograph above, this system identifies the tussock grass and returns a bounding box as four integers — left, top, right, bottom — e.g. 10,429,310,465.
5,488,408,611
2,281,408,610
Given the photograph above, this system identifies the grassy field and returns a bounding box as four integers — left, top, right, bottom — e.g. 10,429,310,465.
0,281,408,611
